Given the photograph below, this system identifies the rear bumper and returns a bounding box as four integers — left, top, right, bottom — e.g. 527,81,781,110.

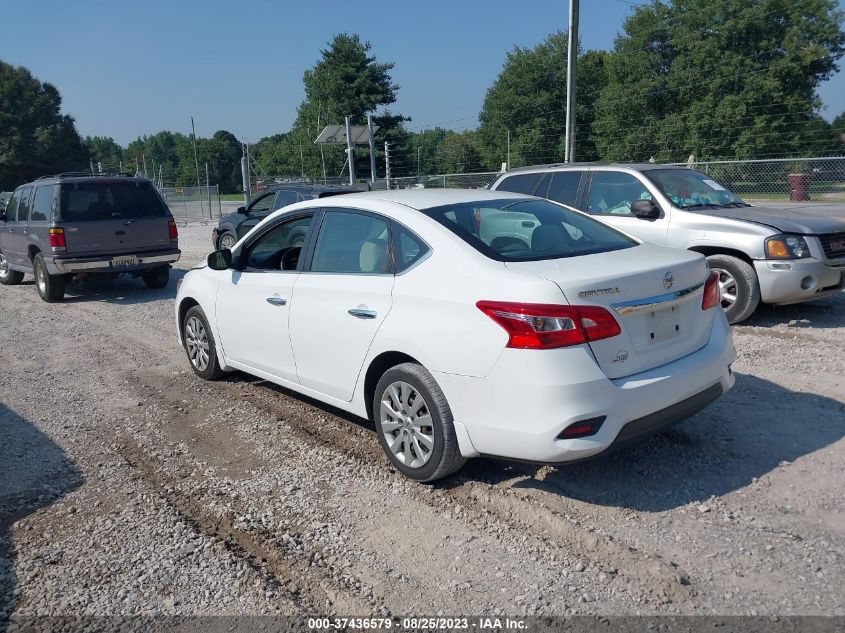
755,258,845,305
433,312,736,463
49,249,181,274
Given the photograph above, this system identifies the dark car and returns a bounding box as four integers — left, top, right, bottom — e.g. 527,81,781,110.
0,172,180,302
212,184,360,249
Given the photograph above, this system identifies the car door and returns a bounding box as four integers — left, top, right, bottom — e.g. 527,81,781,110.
215,212,316,382
235,192,278,239
6,187,33,266
583,170,669,245
288,209,395,401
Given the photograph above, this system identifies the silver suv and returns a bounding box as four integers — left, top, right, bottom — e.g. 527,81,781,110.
0,173,180,302
491,164,845,323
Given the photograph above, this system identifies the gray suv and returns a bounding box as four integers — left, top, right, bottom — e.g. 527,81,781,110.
0,173,180,302
492,164,845,323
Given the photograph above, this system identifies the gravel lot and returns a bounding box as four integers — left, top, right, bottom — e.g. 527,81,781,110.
1,223,843,619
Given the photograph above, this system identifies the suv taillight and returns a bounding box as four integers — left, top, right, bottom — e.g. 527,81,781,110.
476,301,621,349
169,220,178,240
49,228,66,249
702,271,720,310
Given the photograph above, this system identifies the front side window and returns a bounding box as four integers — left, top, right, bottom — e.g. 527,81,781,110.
586,172,653,216
547,171,583,207
248,192,277,214
274,190,299,207
645,169,747,209
244,215,313,271
423,198,636,262
310,211,390,274
496,173,542,195
60,181,168,220
31,185,55,222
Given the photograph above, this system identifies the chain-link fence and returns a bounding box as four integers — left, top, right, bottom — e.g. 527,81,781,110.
161,185,222,222
387,172,500,190
664,156,845,202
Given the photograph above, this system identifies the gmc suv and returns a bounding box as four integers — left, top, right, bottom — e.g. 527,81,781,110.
0,173,180,302
491,163,845,323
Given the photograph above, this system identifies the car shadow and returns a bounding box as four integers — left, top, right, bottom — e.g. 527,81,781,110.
60,268,188,305
227,371,844,513
741,290,845,330
0,403,83,624
447,372,845,511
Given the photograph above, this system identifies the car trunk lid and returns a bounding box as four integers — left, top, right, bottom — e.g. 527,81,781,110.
505,244,715,379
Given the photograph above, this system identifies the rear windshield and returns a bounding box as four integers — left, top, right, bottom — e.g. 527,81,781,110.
60,181,169,221
422,198,637,262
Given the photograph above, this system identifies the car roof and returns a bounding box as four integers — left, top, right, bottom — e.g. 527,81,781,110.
263,183,363,195
22,173,151,187
323,188,531,210
506,162,686,173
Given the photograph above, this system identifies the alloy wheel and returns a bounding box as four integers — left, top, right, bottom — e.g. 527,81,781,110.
36,264,47,294
712,267,738,311
185,316,210,371
0,254,8,280
379,381,435,469
220,233,236,249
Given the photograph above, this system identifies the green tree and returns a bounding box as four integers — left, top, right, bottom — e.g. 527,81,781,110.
593,0,845,161
84,136,124,171
476,33,609,169
0,61,89,189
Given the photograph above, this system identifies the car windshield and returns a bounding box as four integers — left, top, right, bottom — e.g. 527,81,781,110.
60,181,169,221
645,169,748,209
422,198,637,262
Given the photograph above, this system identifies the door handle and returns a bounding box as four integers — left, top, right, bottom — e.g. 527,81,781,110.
348,308,377,319
266,296,287,306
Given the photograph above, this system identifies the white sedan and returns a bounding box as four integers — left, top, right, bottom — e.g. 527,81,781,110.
175,189,736,481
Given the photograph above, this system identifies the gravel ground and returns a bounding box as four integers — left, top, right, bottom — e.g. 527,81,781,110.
1,223,843,618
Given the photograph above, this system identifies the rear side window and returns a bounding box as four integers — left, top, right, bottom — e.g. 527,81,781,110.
31,185,55,222
16,188,33,222
547,171,583,207
311,211,390,274
60,181,169,221
5,191,21,221
393,223,429,272
496,173,542,195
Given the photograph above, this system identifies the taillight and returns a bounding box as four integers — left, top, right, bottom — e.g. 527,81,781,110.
702,271,720,310
49,227,66,248
169,220,178,240
476,301,621,349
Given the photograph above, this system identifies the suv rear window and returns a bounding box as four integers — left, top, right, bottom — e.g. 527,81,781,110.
60,181,169,221
422,198,637,262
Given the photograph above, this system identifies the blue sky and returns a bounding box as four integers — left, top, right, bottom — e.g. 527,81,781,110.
2,0,844,145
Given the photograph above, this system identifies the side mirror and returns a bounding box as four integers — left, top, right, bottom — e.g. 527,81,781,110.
207,249,232,270
236,206,247,214
631,199,661,219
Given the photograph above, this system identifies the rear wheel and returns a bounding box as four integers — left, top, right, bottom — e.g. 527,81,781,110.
142,265,170,289
33,253,64,302
0,252,24,285
373,363,465,482
182,305,225,380
706,254,760,324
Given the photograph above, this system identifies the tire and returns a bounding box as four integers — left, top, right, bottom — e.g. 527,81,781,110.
142,265,170,289
182,305,225,380
217,231,237,250
706,254,760,324
33,253,65,302
0,251,24,286
373,362,466,482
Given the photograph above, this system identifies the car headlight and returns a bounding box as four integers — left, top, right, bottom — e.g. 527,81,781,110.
765,234,810,259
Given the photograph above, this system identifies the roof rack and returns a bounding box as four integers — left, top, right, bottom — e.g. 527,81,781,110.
36,171,137,180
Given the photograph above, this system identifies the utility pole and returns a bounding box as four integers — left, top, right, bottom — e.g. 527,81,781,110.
119,159,123,174
367,114,377,185
345,116,356,185
241,144,251,205
190,116,204,215
89,159,95,174
417,147,421,176
142,154,148,178
135,157,139,176
299,139,305,178
205,162,212,220
507,129,511,170
564,0,579,163
384,142,392,190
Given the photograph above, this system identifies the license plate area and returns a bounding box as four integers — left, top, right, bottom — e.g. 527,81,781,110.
648,305,680,343
111,255,138,267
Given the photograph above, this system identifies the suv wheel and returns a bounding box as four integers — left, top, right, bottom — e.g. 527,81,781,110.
373,363,465,482
0,252,24,285
142,265,170,289
217,231,237,250
182,305,225,380
706,254,760,324
33,253,65,302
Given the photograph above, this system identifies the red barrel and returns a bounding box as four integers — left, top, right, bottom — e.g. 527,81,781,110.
788,173,809,201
